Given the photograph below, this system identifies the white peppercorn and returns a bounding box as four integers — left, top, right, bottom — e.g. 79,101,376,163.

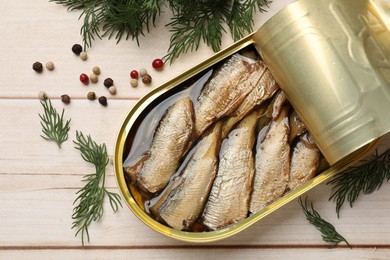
108,86,117,95
139,68,147,77
45,61,55,71
80,52,88,61
38,91,48,100
130,78,138,87
90,73,98,83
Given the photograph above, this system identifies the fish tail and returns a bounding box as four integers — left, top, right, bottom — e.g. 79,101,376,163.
123,152,151,184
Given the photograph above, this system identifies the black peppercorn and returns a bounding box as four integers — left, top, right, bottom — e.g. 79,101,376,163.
103,78,114,88
72,44,83,55
98,96,107,106
142,74,152,84
61,94,71,104
32,61,43,73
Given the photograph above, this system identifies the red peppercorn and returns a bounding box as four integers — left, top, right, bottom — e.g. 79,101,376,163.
80,73,89,85
152,58,164,70
130,70,139,79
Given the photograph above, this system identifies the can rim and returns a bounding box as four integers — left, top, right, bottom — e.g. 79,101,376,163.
112,33,383,239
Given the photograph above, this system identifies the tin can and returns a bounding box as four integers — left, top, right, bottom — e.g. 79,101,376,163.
114,0,390,242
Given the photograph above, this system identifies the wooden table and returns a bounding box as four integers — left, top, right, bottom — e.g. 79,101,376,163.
1,0,390,259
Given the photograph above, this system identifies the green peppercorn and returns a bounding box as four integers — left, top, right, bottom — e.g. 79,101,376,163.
92,66,101,75
87,91,96,100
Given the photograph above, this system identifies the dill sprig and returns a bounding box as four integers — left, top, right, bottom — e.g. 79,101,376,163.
38,99,71,148
164,0,229,62
72,131,122,245
227,0,270,42
299,197,351,248
164,0,271,63
327,149,390,218
50,0,271,63
50,0,161,50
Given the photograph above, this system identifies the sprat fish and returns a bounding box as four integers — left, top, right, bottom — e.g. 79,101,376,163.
287,133,321,191
222,64,279,138
288,110,306,144
124,97,195,194
249,106,290,214
150,122,222,230
202,107,264,230
194,54,263,137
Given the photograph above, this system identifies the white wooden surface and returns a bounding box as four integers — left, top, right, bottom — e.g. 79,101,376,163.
1,0,390,259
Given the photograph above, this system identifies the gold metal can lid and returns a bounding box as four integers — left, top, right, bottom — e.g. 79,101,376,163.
253,0,390,165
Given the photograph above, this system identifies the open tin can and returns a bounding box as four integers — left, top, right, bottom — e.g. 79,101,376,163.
114,0,390,242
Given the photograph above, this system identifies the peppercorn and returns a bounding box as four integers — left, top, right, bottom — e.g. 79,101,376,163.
80,73,89,85
92,66,101,75
130,70,139,79
80,52,88,61
87,91,96,100
61,94,71,104
90,73,98,83
130,78,138,88
108,86,117,95
139,68,147,77
103,78,114,88
32,61,43,73
98,96,107,106
152,58,164,70
45,61,55,71
72,44,82,55
38,91,48,100
142,74,152,85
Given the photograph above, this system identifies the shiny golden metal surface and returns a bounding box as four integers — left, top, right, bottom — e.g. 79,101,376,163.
114,0,389,242
253,0,390,165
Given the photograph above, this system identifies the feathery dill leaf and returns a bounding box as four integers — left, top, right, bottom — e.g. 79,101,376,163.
38,99,71,148
164,0,271,63
327,149,390,218
50,0,162,49
164,1,229,62
102,0,162,46
299,197,351,248
50,0,271,62
227,0,269,41
72,131,122,245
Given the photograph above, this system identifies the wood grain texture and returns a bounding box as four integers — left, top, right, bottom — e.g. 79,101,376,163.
1,0,390,258
1,248,389,260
